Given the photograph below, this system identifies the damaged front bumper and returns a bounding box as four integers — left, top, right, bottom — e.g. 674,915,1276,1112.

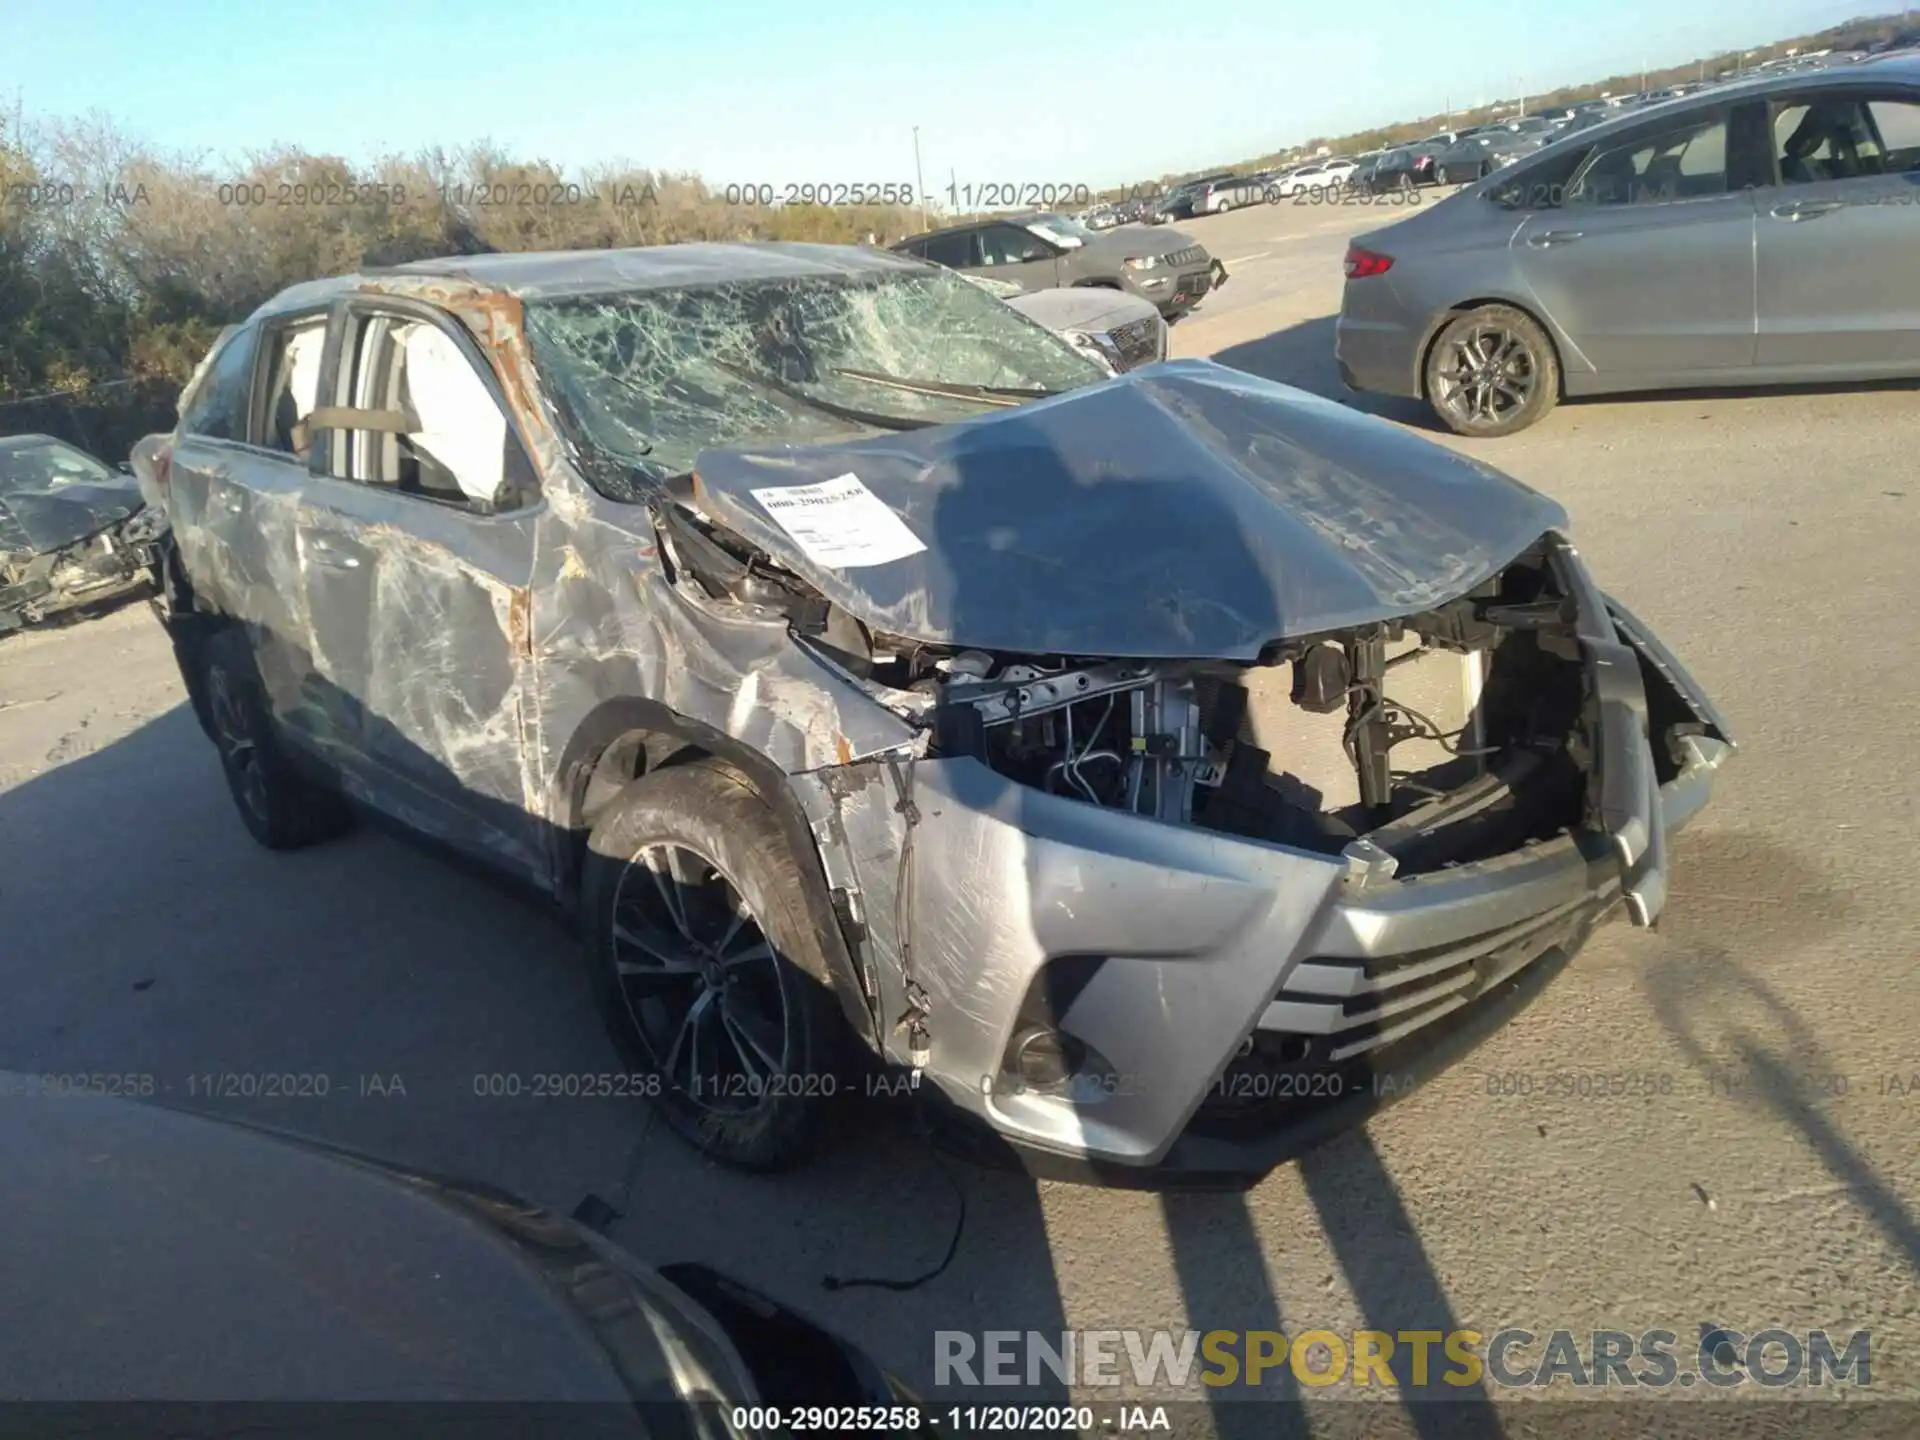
0,525,162,634
792,545,1732,1186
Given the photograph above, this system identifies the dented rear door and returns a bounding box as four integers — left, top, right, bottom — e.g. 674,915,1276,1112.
301,297,545,883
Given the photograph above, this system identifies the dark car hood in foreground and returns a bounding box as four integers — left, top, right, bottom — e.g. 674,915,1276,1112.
0,1088,728,1416
692,359,1567,658
0,475,143,555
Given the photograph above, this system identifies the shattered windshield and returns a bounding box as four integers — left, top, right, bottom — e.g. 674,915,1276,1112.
523,266,1109,491
0,440,117,496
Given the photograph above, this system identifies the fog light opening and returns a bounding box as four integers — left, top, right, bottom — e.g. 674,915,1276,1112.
1003,1025,1116,1102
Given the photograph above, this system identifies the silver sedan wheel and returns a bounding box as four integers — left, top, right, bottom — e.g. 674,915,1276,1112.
1431,321,1539,430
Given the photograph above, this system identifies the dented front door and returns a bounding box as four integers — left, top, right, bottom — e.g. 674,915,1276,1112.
299,298,545,883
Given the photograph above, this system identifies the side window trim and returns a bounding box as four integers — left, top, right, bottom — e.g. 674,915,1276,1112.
313,296,542,516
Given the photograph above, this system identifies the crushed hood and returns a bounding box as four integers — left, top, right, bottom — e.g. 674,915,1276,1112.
0,477,143,556
691,359,1567,659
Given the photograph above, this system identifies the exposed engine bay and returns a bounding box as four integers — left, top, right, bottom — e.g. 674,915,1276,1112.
897,545,1591,873
0,524,163,635
660,499,1599,877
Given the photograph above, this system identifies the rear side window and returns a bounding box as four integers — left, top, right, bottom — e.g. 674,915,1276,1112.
1487,146,1593,209
1565,113,1730,206
179,329,257,441
259,316,329,459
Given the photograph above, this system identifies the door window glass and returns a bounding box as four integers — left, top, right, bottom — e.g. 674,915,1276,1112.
336,313,513,508
920,230,982,268
1777,97,1920,181
1566,114,1730,205
1776,100,1869,181
979,224,1053,265
1867,99,1920,172
261,318,328,459
179,328,257,441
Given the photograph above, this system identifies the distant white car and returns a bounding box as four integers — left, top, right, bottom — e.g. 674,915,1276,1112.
1271,163,1328,197
1274,159,1357,197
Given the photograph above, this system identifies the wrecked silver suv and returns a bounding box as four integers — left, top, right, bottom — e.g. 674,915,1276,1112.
144,243,1732,1182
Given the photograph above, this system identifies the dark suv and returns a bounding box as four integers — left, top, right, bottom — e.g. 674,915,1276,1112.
890,211,1222,318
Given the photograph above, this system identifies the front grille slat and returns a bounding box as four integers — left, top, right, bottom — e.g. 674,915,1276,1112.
1329,993,1475,1062
1355,894,1590,996
1110,316,1161,368
1199,892,1613,1132
1254,894,1604,1054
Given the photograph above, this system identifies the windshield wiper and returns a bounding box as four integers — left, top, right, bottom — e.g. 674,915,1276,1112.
831,367,1053,405
710,358,936,432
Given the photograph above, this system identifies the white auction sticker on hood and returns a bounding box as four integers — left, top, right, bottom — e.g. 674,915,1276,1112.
750,472,928,569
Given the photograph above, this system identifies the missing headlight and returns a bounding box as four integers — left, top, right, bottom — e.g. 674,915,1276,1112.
928,657,1208,822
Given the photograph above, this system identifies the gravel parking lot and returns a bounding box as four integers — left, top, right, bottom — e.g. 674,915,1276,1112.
4,190,1918,1424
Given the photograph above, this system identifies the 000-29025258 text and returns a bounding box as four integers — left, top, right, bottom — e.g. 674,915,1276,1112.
722,182,919,206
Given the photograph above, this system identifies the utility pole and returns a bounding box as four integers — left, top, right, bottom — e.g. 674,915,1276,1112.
912,126,928,227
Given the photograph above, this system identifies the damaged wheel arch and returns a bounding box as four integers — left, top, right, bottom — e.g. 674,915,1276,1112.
552,695,883,1051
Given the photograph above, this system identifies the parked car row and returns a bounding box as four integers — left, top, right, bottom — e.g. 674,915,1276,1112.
1053,47,1920,243
1336,53,1920,435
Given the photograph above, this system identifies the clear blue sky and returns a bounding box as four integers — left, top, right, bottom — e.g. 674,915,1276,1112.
2,0,1863,186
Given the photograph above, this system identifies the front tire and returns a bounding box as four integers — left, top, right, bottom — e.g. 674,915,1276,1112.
200,628,353,850
581,760,846,1171
1424,304,1560,437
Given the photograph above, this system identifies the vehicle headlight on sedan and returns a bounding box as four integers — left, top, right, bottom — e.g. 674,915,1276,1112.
1065,330,1124,375
1123,254,1162,270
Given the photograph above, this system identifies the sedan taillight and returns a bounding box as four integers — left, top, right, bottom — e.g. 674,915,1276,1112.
1344,245,1393,278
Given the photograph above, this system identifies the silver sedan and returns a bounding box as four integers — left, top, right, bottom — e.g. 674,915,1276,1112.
1335,55,1920,435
